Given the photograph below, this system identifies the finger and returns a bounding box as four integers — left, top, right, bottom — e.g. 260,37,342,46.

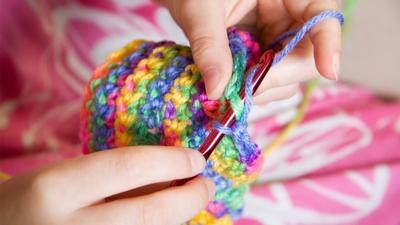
287,0,341,80
256,0,293,45
172,0,232,99
32,146,205,209
71,177,215,225
253,84,299,105
225,0,257,27
106,182,170,201
256,46,318,93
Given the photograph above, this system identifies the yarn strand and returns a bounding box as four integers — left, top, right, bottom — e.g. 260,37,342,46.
273,10,345,65
214,10,344,169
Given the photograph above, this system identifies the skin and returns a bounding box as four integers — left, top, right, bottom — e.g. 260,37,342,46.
0,147,214,225
157,0,342,103
0,1,341,224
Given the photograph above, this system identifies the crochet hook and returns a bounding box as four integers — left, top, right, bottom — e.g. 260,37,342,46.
171,50,275,186
199,49,275,160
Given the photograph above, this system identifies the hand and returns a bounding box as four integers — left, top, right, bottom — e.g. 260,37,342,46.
0,146,214,225
157,0,341,104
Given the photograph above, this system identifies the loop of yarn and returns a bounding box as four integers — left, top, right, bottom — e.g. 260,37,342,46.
81,11,344,225
272,11,344,65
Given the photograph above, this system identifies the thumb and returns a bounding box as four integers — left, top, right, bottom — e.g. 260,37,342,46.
172,0,232,100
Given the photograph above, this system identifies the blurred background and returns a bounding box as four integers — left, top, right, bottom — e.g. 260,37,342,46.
341,0,400,98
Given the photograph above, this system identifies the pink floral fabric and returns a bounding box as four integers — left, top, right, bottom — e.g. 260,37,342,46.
1,1,399,224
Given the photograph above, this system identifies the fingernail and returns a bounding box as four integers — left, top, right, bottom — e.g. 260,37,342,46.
204,178,216,201
203,67,223,100
187,150,206,174
332,53,340,81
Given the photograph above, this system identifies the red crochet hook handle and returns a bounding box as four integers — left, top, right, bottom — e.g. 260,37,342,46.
199,50,275,160
171,50,275,186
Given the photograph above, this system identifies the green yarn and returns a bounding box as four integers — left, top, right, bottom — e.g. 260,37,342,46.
223,51,247,121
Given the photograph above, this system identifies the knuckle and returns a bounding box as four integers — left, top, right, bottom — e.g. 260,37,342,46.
190,35,219,56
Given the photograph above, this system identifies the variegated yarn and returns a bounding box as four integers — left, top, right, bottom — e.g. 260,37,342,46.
81,28,261,224
81,11,344,225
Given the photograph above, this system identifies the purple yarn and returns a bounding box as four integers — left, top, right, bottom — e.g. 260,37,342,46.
93,42,158,150
273,11,344,65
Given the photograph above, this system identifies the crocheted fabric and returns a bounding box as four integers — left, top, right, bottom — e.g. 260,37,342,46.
80,28,263,224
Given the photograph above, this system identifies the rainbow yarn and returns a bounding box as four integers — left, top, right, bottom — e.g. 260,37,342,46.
80,11,345,224
81,28,263,224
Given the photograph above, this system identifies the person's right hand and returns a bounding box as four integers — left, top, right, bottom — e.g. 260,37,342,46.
0,146,214,225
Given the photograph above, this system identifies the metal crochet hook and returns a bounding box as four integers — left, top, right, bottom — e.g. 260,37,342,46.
171,50,275,186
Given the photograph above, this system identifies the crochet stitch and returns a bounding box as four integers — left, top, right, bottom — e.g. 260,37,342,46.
81,11,344,225
81,28,261,224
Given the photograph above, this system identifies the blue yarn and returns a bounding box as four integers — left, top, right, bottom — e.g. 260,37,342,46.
273,10,344,65
215,10,344,163
214,65,260,164
202,161,233,191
